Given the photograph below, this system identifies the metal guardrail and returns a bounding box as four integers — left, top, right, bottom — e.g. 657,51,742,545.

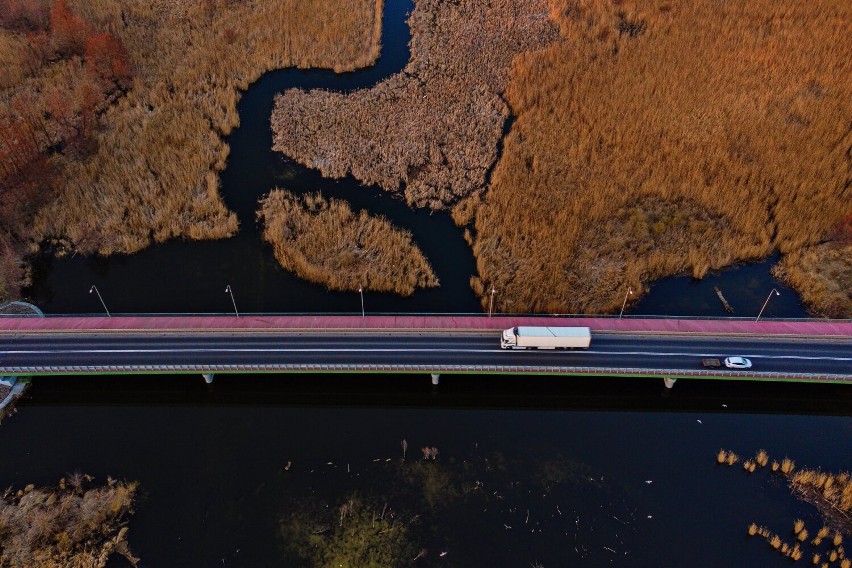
1,363,848,382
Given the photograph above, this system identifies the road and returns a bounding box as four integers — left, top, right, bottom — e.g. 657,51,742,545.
0,330,849,381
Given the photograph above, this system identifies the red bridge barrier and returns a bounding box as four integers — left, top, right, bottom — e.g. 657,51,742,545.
0,315,849,337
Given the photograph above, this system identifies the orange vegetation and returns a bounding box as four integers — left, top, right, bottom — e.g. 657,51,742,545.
0,0,383,300
272,0,560,209
258,189,438,295
772,216,852,318
472,0,851,314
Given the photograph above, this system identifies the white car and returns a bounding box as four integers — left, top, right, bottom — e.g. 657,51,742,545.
724,356,752,369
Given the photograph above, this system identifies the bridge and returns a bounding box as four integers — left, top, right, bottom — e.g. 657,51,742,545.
1,315,850,387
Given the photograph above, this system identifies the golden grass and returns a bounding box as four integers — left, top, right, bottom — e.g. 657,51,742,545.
272,0,560,210
841,558,851,568
782,459,796,476
471,0,852,314
795,519,806,535
1,0,384,299
726,452,739,466
717,450,727,464
813,553,820,564
749,523,758,536
756,450,770,468
258,189,438,296
799,529,809,542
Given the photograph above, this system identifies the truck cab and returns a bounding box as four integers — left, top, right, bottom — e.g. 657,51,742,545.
500,328,518,349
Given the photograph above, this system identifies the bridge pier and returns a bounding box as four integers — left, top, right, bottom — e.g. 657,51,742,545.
431,373,440,386
203,373,214,384
663,377,677,389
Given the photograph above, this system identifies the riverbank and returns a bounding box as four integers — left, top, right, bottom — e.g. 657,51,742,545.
1,0,384,299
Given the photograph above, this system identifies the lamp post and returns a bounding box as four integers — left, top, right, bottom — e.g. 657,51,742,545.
358,286,365,317
755,288,780,322
619,286,633,319
88,285,110,317
225,284,239,317
488,286,497,317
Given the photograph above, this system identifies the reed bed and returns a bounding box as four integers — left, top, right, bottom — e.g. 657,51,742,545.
472,0,852,314
258,189,438,295
271,0,561,209
0,475,138,567
0,0,383,300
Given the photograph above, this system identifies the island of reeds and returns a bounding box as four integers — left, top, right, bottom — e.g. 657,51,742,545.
0,0,384,300
0,474,138,567
270,0,852,316
258,190,438,295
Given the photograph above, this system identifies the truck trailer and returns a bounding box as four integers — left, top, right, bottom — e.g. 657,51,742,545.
500,326,591,350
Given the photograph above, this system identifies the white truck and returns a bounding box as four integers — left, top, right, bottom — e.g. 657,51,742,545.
500,326,591,350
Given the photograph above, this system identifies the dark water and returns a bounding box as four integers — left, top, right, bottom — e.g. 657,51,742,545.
1,375,849,567
631,252,808,319
22,0,810,318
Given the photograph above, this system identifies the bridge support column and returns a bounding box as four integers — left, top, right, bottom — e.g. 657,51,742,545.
663,377,677,389
431,374,440,386
203,373,214,384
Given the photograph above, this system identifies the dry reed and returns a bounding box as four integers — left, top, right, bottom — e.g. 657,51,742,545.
0,475,138,566
258,189,438,295
726,452,739,466
748,523,758,536
717,450,728,464
756,450,769,468
795,519,805,534
272,0,560,210
1,0,384,300
472,0,852,314
782,459,796,475
813,553,820,564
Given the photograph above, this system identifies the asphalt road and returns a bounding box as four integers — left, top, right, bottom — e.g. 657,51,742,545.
0,331,849,379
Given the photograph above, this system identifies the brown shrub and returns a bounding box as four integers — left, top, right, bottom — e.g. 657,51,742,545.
258,189,438,295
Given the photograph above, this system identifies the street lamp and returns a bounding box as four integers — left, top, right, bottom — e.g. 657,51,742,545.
358,286,365,317
89,285,110,317
755,288,780,322
488,286,497,317
225,284,239,317
619,286,633,319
